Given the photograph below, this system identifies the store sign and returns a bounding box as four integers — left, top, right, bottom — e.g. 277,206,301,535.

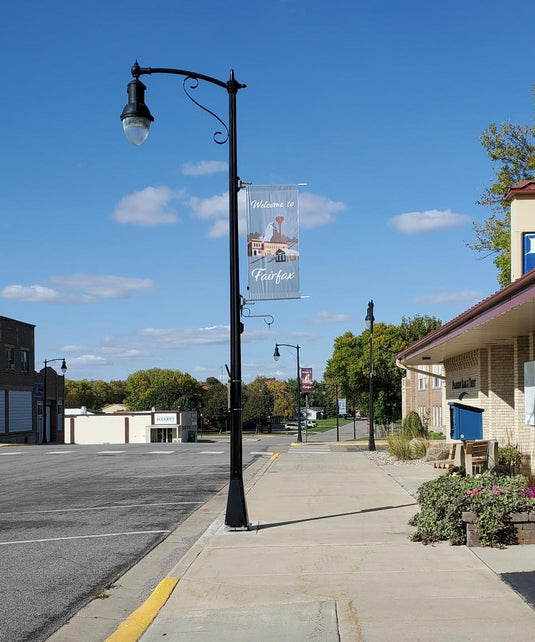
523,233,535,275
154,412,178,425
452,378,476,390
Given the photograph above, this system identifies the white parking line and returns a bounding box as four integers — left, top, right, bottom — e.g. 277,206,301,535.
46,451,75,455
148,451,175,455
0,530,171,546
0,452,24,456
250,451,274,456
0,501,203,516
200,451,225,455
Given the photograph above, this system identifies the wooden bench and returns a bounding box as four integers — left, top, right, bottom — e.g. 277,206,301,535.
433,442,459,469
464,440,498,476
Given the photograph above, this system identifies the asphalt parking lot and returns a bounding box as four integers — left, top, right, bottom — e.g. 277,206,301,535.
0,442,268,641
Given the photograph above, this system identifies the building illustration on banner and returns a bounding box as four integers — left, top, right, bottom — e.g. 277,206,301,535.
247,216,299,263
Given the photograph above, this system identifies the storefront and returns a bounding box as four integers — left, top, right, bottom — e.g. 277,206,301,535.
397,181,535,474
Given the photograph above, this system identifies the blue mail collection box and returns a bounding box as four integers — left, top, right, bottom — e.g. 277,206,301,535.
449,402,484,440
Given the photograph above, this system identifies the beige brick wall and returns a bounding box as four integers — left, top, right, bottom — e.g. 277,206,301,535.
445,350,480,404
487,345,515,444
514,336,530,452
403,341,535,475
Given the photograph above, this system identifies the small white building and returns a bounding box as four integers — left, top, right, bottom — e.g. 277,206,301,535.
64,410,197,445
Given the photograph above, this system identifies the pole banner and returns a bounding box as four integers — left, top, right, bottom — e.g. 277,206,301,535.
246,184,300,301
338,398,346,415
301,367,313,393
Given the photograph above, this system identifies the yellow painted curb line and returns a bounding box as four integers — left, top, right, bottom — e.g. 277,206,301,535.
270,452,280,461
105,577,178,642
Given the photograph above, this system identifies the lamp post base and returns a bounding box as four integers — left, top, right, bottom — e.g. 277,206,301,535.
225,476,249,528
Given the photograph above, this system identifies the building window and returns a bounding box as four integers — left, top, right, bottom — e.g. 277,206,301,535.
417,375,428,391
21,349,30,374
5,346,15,372
432,405,443,428
431,364,443,389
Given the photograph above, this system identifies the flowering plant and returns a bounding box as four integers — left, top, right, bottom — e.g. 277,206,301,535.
410,472,535,547
521,485,535,498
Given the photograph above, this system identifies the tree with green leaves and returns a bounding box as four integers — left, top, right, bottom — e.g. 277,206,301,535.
65,378,127,411
201,377,228,431
65,379,99,410
325,315,441,426
265,378,294,418
124,368,201,411
470,106,535,287
242,376,274,428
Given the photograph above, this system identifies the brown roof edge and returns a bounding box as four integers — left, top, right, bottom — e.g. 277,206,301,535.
396,268,535,361
505,179,535,201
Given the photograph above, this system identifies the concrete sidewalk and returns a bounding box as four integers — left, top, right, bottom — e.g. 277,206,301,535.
52,447,535,641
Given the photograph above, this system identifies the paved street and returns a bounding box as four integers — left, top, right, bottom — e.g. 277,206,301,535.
0,442,272,642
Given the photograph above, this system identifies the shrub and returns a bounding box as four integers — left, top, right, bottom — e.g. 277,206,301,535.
498,444,523,475
387,435,428,461
410,438,429,459
387,434,412,460
401,411,426,438
410,472,535,547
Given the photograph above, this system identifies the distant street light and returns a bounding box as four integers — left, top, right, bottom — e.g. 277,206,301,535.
42,358,67,444
121,60,248,528
365,301,375,451
274,343,302,443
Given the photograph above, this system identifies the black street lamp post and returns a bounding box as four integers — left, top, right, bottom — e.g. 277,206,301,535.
121,61,249,528
273,343,302,443
42,358,67,444
365,301,375,451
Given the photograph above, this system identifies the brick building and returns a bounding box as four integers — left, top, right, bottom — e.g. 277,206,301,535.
0,315,65,444
397,180,535,474
0,315,36,443
400,364,446,432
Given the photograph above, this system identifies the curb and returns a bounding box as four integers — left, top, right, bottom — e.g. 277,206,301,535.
105,578,179,642
96,453,278,642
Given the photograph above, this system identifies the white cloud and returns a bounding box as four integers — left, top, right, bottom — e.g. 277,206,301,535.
0,285,87,303
1,274,153,303
415,290,482,304
389,209,470,234
61,344,90,353
307,310,351,324
65,354,108,368
50,275,153,299
141,325,230,348
61,344,152,372
181,160,228,176
299,192,347,229
112,186,181,226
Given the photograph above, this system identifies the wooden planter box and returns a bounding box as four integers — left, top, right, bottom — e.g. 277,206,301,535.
462,511,535,546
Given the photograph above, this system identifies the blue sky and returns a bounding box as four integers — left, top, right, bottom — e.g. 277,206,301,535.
2,0,534,383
